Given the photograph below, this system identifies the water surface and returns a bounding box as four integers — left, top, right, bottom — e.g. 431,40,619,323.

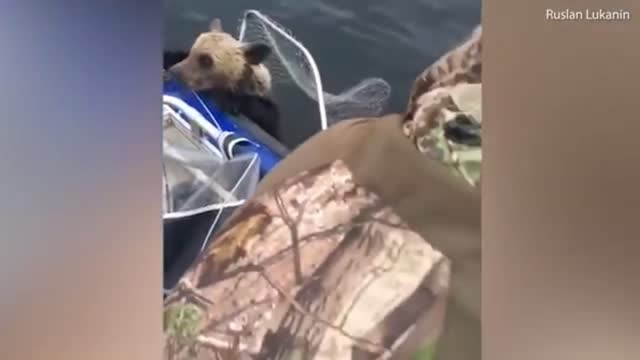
164,0,480,146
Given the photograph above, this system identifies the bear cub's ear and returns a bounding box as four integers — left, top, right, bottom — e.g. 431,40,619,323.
209,18,223,32
241,43,272,65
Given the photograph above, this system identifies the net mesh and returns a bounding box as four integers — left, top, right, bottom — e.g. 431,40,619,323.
237,10,391,128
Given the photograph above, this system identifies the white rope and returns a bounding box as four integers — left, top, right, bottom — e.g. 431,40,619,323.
163,95,223,138
163,105,225,160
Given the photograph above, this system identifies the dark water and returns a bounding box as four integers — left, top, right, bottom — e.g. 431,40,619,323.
164,0,480,146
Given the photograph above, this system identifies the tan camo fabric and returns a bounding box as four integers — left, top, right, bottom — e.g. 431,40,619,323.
235,55,481,359
402,83,482,187
246,25,482,360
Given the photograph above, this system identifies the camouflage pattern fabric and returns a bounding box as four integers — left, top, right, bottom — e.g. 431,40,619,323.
164,160,451,360
402,84,482,187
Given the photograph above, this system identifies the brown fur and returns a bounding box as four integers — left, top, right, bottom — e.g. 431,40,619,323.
167,19,282,140
406,25,482,120
168,19,272,97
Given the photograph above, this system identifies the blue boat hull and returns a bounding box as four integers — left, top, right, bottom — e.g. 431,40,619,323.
163,80,286,177
163,80,290,292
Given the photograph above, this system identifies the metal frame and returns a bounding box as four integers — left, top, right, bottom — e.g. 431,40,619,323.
238,9,329,130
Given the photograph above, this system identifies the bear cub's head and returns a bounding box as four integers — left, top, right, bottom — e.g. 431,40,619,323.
167,18,272,96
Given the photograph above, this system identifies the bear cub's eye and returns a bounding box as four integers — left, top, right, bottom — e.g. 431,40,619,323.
197,54,214,69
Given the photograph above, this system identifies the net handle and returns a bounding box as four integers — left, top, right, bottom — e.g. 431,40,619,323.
238,9,329,130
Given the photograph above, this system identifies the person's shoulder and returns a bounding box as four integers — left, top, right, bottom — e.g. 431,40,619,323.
338,113,404,128
255,114,404,194
329,113,404,139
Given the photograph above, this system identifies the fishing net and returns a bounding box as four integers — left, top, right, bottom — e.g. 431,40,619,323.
237,9,392,130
